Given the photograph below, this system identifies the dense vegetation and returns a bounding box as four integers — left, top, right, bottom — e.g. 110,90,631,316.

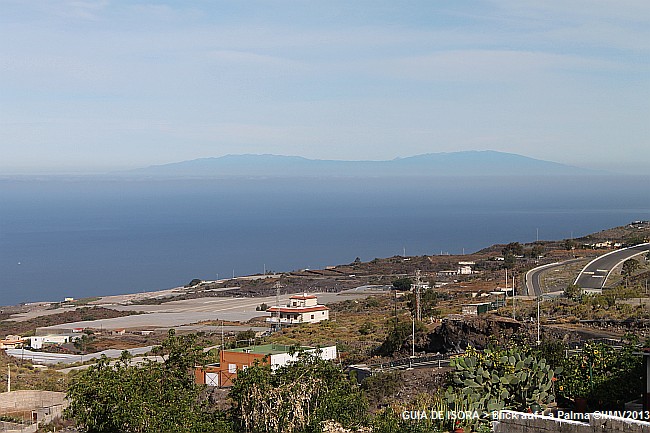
557,336,643,410
0,349,68,392
61,325,647,433
230,355,367,433
66,331,222,433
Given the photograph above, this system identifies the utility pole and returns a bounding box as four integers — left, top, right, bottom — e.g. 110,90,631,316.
411,314,415,357
537,297,541,345
414,270,422,322
393,289,398,329
512,275,516,320
275,281,281,331
7,364,10,393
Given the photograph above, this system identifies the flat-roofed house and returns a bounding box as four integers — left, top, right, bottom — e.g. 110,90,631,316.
0,335,25,349
29,334,80,349
462,302,492,315
195,343,337,387
266,294,329,325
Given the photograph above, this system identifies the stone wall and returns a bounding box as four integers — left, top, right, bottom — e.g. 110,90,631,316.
0,390,67,430
0,390,65,411
493,410,650,433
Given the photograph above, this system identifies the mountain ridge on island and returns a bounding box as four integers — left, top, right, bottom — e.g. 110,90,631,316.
120,150,606,178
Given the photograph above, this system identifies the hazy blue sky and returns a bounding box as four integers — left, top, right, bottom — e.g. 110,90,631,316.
1,1,648,174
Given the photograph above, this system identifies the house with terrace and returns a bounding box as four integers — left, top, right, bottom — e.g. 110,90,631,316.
266,294,330,325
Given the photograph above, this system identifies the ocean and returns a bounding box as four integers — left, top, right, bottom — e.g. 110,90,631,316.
1,175,649,306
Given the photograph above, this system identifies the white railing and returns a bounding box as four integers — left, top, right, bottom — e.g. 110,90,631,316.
265,317,301,324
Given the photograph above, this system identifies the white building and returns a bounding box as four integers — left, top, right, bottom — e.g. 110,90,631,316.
267,294,330,325
457,261,475,275
462,302,492,315
29,334,80,349
0,335,25,349
196,344,337,387
437,270,458,277
582,288,603,295
267,345,337,370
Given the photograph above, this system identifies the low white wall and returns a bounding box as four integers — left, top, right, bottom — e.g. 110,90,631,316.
269,345,337,370
493,410,650,433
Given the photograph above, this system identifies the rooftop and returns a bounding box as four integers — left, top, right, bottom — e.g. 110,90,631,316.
289,294,317,299
267,305,329,313
227,343,315,355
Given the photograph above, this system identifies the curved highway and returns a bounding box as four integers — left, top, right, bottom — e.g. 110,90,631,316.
574,243,650,289
525,258,585,297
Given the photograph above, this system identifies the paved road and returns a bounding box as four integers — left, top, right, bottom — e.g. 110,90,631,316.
525,258,586,297
574,243,650,289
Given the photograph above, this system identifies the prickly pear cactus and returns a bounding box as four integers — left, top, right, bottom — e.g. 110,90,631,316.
449,347,559,413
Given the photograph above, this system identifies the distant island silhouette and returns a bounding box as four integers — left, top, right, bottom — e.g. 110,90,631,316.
120,150,605,178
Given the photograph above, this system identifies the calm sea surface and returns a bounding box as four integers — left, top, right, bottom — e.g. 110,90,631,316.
1,175,649,305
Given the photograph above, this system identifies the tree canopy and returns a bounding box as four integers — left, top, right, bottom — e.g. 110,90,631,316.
392,277,413,291
622,258,640,278
564,284,581,300
501,242,523,269
502,242,524,257
65,330,219,433
229,353,368,433
406,288,440,318
373,318,426,357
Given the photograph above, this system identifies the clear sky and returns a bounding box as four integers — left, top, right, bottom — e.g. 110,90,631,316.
1,1,648,174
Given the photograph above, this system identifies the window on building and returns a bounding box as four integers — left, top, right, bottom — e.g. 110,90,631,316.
228,364,236,373
311,314,315,320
